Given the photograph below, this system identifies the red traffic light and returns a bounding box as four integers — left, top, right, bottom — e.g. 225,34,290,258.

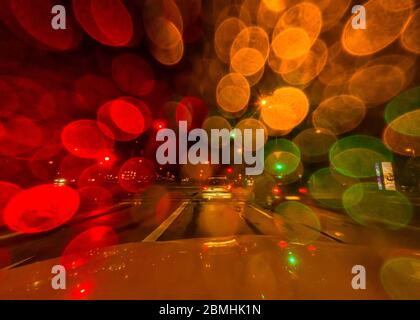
153,120,166,131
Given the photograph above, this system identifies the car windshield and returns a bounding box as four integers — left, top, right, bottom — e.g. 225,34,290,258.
0,0,419,301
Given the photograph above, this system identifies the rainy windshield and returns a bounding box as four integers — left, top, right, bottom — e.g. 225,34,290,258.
0,0,419,301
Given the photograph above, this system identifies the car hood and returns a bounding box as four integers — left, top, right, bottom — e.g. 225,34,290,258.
0,235,418,300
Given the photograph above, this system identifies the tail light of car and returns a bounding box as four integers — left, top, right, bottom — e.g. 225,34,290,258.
272,186,282,195
202,186,209,191
225,184,232,191
298,187,308,194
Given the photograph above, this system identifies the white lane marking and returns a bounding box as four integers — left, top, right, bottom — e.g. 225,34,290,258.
143,201,190,242
0,255,35,271
0,232,20,241
248,204,274,220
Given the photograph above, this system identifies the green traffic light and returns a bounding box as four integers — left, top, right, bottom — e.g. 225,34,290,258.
288,256,296,265
276,163,284,171
287,252,297,266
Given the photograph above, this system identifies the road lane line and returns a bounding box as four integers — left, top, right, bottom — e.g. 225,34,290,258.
248,204,274,220
143,201,190,242
0,255,35,271
0,232,20,241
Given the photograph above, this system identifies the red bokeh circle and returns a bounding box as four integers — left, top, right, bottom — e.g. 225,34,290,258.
3,184,80,234
61,120,114,159
112,53,155,97
0,181,22,227
61,226,118,270
97,97,151,141
73,0,133,47
0,115,43,157
119,157,155,193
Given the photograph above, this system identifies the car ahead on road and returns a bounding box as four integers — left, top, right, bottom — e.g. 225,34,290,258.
0,235,417,299
201,176,233,200
267,182,309,208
